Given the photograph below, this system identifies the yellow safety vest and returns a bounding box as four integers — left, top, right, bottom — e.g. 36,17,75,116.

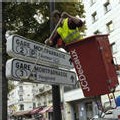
57,18,82,44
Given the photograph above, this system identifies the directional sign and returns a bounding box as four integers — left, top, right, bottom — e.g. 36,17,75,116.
6,59,76,85
7,35,73,69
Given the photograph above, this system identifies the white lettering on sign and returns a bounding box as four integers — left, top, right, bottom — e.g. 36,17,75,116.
6,59,76,86
70,49,90,92
7,35,73,68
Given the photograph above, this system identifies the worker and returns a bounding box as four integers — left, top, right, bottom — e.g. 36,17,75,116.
45,10,84,51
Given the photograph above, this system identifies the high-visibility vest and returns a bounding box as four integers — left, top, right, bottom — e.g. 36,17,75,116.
57,18,82,44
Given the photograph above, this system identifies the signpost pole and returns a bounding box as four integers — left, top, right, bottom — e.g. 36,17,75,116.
50,1,62,120
2,3,8,120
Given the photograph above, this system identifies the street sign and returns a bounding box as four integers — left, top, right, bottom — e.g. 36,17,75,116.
7,35,73,69
6,59,76,85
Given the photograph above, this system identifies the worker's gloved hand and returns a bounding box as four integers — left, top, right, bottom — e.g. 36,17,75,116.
45,39,49,44
45,39,53,46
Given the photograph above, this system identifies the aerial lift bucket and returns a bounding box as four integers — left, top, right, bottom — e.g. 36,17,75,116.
66,34,119,117
66,34,119,97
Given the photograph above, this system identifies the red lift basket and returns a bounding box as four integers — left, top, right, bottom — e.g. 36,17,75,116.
66,34,119,97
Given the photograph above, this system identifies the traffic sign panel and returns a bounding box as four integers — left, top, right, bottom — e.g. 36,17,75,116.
7,35,73,69
6,59,76,85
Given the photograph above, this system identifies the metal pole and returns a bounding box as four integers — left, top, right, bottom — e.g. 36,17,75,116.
49,1,62,120
2,2,8,120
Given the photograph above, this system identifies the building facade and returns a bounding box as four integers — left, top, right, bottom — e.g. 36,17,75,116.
64,88,100,120
83,0,120,64
8,82,53,119
8,82,35,116
82,0,120,92
33,84,52,107
33,84,53,120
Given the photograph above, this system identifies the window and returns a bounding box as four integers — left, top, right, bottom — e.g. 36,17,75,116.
111,42,117,54
94,30,101,35
19,95,23,101
49,100,52,103
104,2,111,13
90,0,95,5
38,103,41,106
33,102,36,108
19,86,23,91
19,104,24,110
39,88,44,92
92,12,97,23
85,102,93,119
44,102,46,105
106,21,114,32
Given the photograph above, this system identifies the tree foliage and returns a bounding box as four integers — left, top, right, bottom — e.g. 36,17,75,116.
4,2,85,43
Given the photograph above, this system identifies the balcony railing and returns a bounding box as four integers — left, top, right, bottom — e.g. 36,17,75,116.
35,86,52,96
18,90,24,95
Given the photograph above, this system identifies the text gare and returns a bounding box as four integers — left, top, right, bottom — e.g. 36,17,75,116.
16,39,30,48
16,62,31,71
16,38,43,51
15,62,67,77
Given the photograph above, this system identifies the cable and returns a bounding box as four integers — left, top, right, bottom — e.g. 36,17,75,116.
20,44,47,82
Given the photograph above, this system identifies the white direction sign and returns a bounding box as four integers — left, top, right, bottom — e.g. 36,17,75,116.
7,35,73,69
6,59,76,85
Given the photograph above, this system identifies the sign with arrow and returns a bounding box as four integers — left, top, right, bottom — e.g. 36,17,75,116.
7,35,73,69
6,59,76,85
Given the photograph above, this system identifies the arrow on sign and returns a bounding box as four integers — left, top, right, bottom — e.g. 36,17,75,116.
6,59,76,86
7,35,73,69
